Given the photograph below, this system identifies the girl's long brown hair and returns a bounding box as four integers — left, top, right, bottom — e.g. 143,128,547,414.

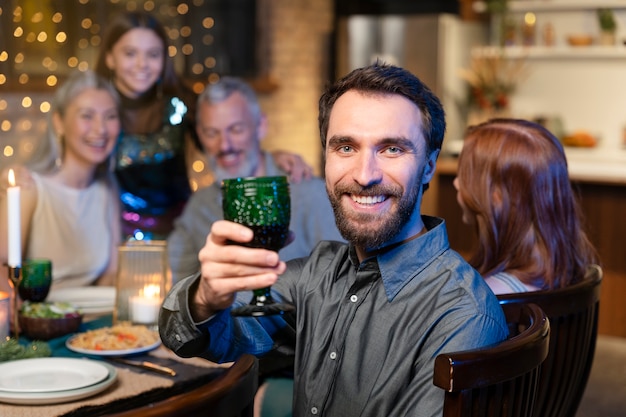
456,118,598,289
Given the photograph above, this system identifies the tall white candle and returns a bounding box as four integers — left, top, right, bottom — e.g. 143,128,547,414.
7,169,21,267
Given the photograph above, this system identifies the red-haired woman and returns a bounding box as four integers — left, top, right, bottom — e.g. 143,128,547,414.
453,118,599,294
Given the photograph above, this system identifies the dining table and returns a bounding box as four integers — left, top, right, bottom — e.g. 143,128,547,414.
0,314,231,417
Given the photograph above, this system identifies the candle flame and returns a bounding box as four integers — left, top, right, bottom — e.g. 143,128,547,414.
142,284,161,298
8,169,15,187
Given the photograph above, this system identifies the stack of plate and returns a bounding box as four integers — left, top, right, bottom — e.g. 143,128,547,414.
0,357,117,405
47,287,116,316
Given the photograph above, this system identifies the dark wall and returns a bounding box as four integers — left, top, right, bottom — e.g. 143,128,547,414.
184,0,257,79
336,0,459,16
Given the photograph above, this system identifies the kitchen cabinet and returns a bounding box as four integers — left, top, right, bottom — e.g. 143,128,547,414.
435,157,626,337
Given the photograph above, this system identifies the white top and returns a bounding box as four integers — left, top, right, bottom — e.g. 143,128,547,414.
26,172,113,291
485,271,541,295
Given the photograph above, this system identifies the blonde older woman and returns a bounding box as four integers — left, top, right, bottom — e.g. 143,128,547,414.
0,70,122,297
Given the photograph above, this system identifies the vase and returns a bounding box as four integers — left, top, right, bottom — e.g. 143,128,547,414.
599,31,616,46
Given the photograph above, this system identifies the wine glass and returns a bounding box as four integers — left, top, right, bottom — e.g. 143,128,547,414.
221,176,294,317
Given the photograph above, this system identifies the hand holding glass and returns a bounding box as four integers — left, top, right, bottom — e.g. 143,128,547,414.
222,176,294,316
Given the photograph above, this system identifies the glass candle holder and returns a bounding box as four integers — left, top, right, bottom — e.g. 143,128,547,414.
114,241,170,329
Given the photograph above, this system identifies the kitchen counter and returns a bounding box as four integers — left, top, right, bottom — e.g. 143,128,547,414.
563,148,626,185
441,142,626,185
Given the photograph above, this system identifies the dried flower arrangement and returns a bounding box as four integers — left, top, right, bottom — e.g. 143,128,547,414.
458,52,528,112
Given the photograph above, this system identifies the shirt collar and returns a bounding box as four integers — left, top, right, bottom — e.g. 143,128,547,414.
349,216,450,301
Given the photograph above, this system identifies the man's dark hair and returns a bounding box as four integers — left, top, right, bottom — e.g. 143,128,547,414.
318,61,446,156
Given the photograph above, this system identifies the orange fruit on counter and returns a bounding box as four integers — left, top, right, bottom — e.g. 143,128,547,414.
561,131,597,147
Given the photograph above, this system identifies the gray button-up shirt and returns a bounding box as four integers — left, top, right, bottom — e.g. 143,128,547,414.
159,216,508,417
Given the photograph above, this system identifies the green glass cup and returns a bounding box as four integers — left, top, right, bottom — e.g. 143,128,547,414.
222,176,293,316
19,258,52,302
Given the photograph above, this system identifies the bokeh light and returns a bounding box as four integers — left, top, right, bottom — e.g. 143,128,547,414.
1,0,227,166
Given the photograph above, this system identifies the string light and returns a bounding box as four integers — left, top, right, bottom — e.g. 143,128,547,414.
1,0,226,165
1,0,220,84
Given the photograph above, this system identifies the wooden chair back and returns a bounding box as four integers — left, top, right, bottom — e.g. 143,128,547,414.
107,354,258,417
434,302,550,417
497,264,603,417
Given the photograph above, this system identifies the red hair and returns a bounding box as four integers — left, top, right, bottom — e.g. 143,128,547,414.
456,118,598,289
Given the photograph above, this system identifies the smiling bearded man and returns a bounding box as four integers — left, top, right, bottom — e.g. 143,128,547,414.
159,62,509,417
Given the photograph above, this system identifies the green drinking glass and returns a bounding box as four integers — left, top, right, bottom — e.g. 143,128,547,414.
222,176,294,316
19,258,52,302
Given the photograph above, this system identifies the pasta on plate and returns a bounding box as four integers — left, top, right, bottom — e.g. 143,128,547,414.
68,322,159,351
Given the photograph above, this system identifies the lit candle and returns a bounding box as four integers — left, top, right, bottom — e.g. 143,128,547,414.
7,169,21,267
129,284,162,325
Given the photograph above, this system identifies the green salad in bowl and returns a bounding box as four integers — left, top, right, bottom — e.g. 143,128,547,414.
19,301,83,340
20,301,82,318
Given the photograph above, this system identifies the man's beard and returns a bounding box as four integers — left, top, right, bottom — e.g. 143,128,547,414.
327,181,420,251
209,149,259,185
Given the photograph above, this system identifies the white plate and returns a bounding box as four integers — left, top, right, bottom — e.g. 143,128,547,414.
0,361,117,405
66,336,161,357
0,358,109,393
47,287,116,315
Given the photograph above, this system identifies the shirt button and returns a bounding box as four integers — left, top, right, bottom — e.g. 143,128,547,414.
175,334,182,341
350,294,358,303
329,351,337,360
311,406,319,414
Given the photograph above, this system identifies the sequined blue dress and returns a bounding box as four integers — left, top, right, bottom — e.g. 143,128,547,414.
114,89,194,240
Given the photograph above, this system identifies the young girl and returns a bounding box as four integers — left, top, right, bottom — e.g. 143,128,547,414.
95,11,312,241
454,118,599,294
0,70,121,295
